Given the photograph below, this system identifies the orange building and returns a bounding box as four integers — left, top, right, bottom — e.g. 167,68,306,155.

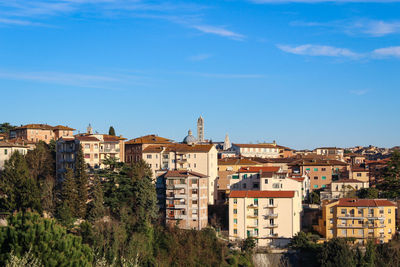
10,124,74,144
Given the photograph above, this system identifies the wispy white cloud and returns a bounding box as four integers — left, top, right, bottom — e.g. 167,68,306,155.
177,71,265,79
372,46,400,58
191,25,245,40
0,69,145,89
291,19,400,37
277,44,360,58
187,53,212,61
350,89,368,96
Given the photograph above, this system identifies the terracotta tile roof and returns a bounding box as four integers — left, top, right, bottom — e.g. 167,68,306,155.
103,134,126,142
0,141,28,148
337,198,395,207
142,145,164,153
233,143,278,149
75,136,100,142
332,179,366,183
238,166,280,173
218,158,259,166
351,167,368,172
164,144,213,153
288,158,348,166
52,125,75,130
229,190,295,198
15,124,75,131
162,170,208,178
126,134,172,144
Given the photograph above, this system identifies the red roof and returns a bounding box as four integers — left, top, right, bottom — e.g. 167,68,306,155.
238,166,280,173
162,170,208,178
337,198,395,207
229,190,295,198
75,136,99,142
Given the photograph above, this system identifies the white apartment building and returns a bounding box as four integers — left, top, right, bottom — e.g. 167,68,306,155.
143,143,218,205
0,141,28,169
232,143,280,158
229,190,302,247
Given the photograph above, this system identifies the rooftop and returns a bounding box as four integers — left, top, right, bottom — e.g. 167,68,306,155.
126,134,172,145
162,170,208,178
229,190,295,198
337,198,395,207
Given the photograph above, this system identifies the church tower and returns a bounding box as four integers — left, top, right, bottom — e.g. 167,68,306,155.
197,116,204,142
223,133,231,150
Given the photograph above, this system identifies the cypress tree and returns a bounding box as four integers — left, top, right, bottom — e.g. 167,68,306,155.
74,144,88,218
0,151,41,213
87,176,105,222
58,168,78,225
108,126,116,136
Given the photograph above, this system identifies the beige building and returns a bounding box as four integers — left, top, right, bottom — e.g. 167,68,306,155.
314,147,344,160
142,143,218,204
350,166,369,183
158,170,208,230
125,134,172,163
10,124,74,144
330,179,369,199
229,190,302,247
232,144,280,158
0,141,28,169
56,127,126,179
315,198,396,244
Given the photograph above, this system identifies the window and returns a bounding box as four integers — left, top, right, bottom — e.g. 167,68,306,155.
254,209,258,216
314,168,318,171
192,200,198,205
322,176,326,180
264,179,268,184
314,176,318,180
147,155,152,159
329,218,334,224
192,189,198,194
322,184,326,188
233,209,237,214
253,183,259,189
341,209,346,215
388,219,392,224
342,230,346,236
85,154,90,159
4,149,7,155
269,199,274,205
232,175,239,179
233,219,237,224
243,174,247,179
254,229,259,236
314,185,318,188
234,229,237,234
330,208,334,214
194,163,197,168
194,154,196,158
357,173,362,177
306,168,311,171
94,154,98,159
233,198,237,204
329,230,333,235
254,198,258,206
85,144,90,149
273,183,280,188
388,209,391,214
322,168,326,171
243,183,247,189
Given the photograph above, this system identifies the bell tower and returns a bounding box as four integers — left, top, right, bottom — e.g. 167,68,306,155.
197,116,204,142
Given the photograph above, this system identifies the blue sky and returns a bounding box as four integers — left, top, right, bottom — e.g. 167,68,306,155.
1,0,399,149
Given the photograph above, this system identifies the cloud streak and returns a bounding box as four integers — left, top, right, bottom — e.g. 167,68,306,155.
191,25,245,40
277,44,360,58
187,53,212,61
372,46,400,58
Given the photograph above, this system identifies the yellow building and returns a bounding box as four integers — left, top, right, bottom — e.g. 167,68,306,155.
315,198,396,244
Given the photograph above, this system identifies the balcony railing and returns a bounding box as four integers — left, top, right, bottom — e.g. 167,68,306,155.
264,213,278,219
247,204,258,209
247,214,258,219
265,224,278,228
266,233,278,238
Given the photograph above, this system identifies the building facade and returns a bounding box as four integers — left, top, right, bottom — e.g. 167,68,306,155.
10,124,74,144
157,170,208,230
315,198,396,244
124,134,172,163
229,190,301,247
0,141,28,169
232,144,280,158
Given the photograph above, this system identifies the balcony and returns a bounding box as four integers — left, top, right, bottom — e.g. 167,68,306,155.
247,225,258,228
175,183,187,188
247,214,258,219
264,213,278,219
264,203,278,208
175,204,186,209
175,194,187,199
337,213,364,219
100,148,120,153
191,184,198,189
167,184,186,190
265,224,278,228
247,204,258,209
266,233,278,238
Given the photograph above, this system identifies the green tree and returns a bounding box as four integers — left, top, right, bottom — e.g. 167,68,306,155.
0,123,15,134
358,188,379,199
87,176,106,222
320,238,356,267
362,241,376,267
387,150,400,180
0,151,41,213
75,144,88,218
0,211,93,267
108,126,116,136
241,237,256,253
25,141,56,215
57,168,78,225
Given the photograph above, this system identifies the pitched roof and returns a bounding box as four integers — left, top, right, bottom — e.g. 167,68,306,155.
162,170,208,178
126,134,172,144
229,190,295,198
238,166,280,173
288,158,348,166
75,135,100,142
103,134,126,142
218,158,259,166
142,145,164,153
15,124,75,131
52,125,75,130
337,198,395,207
0,141,28,148
233,143,278,149
164,144,214,153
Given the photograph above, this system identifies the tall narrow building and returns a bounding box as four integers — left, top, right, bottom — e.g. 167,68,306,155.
197,116,204,142
223,133,231,150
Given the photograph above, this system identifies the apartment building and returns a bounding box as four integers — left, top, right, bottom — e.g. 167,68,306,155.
56,131,126,178
157,170,208,230
232,143,280,158
229,166,307,200
315,198,396,244
330,179,369,199
10,124,74,144
0,141,28,169
289,158,348,191
350,166,370,183
125,134,172,163
314,147,344,160
218,158,261,172
229,190,301,247
142,143,218,204
344,153,366,165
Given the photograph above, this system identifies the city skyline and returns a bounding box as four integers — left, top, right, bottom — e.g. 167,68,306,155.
1,0,400,149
